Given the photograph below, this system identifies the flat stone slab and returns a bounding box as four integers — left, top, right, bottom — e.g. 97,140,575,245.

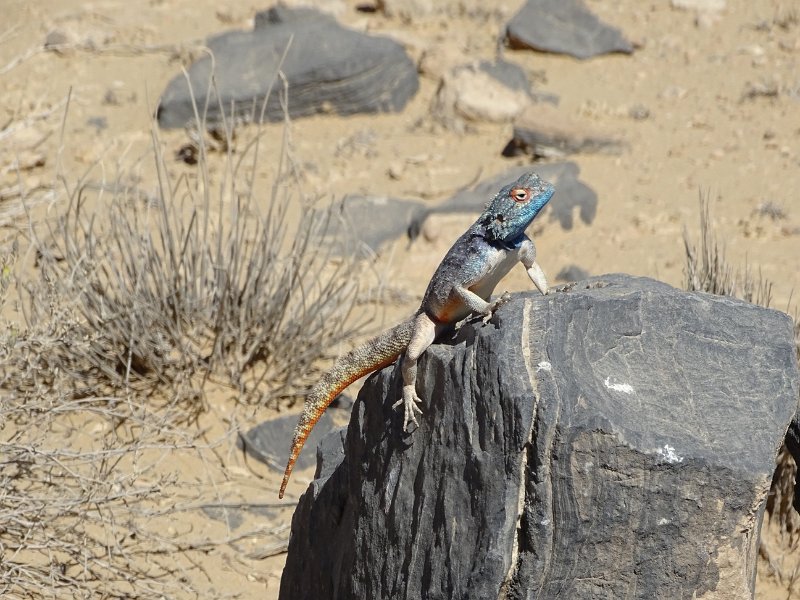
506,0,633,60
280,274,799,599
157,6,419,128
504,104,627,158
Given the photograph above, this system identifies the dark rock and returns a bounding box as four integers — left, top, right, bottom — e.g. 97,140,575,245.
506,0,633,60
157,6,419,129
44,29,70,49
280,274,799,600
476,59,532,94
240,411,336,473
86,116,108,131
410,162,597,236
503,104,627,159
628,103,651,120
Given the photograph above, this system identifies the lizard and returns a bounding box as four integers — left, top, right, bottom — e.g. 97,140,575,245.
279,171,554,499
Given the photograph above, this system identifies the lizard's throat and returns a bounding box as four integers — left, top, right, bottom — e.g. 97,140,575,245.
485,220,529,245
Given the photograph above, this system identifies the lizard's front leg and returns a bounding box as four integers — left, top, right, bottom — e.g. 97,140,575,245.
454,286,512,324
519,236,548,295
393,312,438,431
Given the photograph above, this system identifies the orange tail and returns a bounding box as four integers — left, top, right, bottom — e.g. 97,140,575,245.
278,318,416,498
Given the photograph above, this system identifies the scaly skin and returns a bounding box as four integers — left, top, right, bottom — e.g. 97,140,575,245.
279,172,554,498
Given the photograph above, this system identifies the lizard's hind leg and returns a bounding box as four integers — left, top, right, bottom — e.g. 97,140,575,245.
394,313,440,432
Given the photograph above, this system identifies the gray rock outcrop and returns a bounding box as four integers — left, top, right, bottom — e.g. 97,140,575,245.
157,7,419,128
280,274,799,600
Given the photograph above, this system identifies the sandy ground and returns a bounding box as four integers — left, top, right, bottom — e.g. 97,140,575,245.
2,0,799,597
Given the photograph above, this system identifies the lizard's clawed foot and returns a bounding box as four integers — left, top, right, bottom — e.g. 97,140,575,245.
482,291,512,324
393,385,423,432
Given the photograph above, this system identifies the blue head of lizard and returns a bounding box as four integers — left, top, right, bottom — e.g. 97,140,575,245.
481,172,554,245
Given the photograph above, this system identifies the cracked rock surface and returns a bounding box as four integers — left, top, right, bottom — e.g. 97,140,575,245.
280,274,799,600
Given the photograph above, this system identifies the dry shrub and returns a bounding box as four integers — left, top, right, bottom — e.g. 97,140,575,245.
0,71,377,596
0,390,205,598
7,93,371,406
683,193,773,306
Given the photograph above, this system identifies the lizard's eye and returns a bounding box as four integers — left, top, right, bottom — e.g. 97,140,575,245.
510,187,530,203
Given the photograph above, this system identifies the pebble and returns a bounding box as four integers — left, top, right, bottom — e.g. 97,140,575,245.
670,0,726,12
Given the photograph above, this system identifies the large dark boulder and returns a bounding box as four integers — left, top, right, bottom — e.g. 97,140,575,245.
157,6,419,128
280,274,799,600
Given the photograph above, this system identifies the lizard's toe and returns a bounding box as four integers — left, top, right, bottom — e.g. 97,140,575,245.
483,292,512,324
395,388,423,432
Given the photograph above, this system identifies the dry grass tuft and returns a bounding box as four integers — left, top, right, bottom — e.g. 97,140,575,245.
683,192,773,306
6,95,371,408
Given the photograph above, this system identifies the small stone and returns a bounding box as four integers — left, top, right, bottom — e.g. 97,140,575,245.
744,44,765,57
628,104,651,120
695,12,721,28
671,0,726,11
741,80,780,101
387,161,405,180
659,85,688,100
103,90,121,106
451,71,530,122
432,60,533,128
44,29,73,54
86,116,108,131
279,0,347,17
378,0,435,21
